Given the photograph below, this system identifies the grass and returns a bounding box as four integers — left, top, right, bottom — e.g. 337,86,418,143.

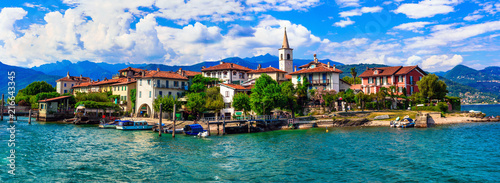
365,110,421,121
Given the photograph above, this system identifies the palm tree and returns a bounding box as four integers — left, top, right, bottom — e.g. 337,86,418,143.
350,67,357,80
389,86,397,109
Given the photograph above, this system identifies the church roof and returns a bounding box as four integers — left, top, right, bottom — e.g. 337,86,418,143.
281,28,290,49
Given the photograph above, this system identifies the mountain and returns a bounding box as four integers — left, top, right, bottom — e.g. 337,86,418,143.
337,63,388,78
442,65,500,97
31,60,115,80
0,62,61,98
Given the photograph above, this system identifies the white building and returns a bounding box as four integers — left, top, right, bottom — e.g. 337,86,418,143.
201,61,253,85
135,69,188,117
289,54,344,92
220,83,252,117
279,28,293,74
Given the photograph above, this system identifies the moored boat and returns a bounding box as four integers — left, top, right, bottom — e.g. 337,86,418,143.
116,120,153,130
99,119,119,129
390,116,415,128
184,124,206,135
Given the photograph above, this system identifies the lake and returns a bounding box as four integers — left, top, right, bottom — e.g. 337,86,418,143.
462,104,500,116
1,117,499,182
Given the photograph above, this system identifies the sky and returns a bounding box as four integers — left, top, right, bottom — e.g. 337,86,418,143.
0,0,499,72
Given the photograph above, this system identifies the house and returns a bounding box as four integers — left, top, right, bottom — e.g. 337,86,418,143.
176,68,202,89
111,78,137,112
358,65,427,96
220,83,253,118
135,68,188,117
201,61,253,84
72,78,124,94
113,67,145,79
38,95,73,121
56,72,90,94
246,64,288,84
289,54,344,92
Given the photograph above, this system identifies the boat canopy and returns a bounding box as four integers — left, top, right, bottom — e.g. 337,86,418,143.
184,124,204,133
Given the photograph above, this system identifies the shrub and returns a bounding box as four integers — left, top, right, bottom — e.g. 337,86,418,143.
437,102,448,112
411,105,439,111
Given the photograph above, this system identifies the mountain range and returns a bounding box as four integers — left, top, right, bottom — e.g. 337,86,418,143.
1,54,498,103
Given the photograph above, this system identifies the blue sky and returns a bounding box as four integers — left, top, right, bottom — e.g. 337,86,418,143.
0,0,499,71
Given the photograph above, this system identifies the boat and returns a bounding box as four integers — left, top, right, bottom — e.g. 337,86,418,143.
390,116,415,128
197,131,208,138
183,124,206,135
116,120,153,130
99,119,119,129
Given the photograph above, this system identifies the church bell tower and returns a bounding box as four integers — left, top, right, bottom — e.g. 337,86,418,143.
279,28,293,73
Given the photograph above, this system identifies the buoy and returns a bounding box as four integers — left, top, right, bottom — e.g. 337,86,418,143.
326,127,328,132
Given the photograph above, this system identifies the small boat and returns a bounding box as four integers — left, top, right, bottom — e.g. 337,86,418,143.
197,131,208,138
183,124,206,136
167,128,184,134
99,119,119,129
116,120,153,130
390,116,415,128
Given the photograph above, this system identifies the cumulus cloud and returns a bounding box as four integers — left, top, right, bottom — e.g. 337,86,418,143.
335,0,360,7
334,18,355,27
339,6,383,17
318,38,403,65
394,0,461,19
406,55,422,65
421,54,463,71
463,14,484,21
393,22,434,33
0,8,27,41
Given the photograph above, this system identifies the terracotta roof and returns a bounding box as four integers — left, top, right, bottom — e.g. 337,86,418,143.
358,66,403,77
221,83,250,90
245,85,254,90
118,67,144,72
298,61,332,69
340,79,352,85
201,62,253,72
73,78,126,88
183,70,202,77
111,78,137,86
350,84,362,90
285,75,292,80
38,95,72,103
56,76,91,82
247,67,287,74
141,70,188,80
395,65,427,76
288,65,343,75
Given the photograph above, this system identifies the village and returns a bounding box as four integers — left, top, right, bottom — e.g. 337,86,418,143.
10,29,497,136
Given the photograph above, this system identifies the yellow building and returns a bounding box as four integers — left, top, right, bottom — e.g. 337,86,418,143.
246,65,289,84
111,78,137,112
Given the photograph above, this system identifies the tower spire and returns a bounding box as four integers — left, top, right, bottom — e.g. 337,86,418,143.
282,27,290,49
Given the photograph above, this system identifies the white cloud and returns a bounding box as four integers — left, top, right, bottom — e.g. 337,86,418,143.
339,6,382,17
335,0,360,7
406,20,500,50
393,22,434,33
421,54,463,71
406,55,422,65
394,0,461,19
0,8,27,41
464,14,484,21
334,18,354,27
318,38,402,65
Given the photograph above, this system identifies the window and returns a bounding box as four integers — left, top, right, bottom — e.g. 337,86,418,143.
140,79,142,86
166,80,169,88
410,76,413,84
419,76,422,81
124,86,127,90
225,103,231,108
149,91,151,98
157,80,160,87
71,84,73,87
177,92,180,98
297,75,301,82
64,90,67,93
410,87,414,94
233,71,237,76
181,82,185,88
369,77,373,84
147,80,151,85
281,54,283,60
376,77,380,85
287,54,290,60
41,104,44,109
168,92,172,96
367,87,371,94
64,83,66,87
398,76,403,82
139,91,142,98
122,86,124,91
174,81,179,87
398,87,402,93
223,72,227,78
383,77,387,85
225,91,229,97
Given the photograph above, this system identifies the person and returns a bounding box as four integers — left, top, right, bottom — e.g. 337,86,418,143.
347,105,351,111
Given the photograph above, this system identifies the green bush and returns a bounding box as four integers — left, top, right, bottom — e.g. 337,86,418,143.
187,115,196,120
365,102,377,110
437,102,448,112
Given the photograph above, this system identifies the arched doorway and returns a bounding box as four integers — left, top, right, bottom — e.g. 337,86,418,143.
137,103,152,117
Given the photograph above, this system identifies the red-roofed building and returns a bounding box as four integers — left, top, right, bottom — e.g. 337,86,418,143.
219,83,252,117
72,78,125,94
201,61,253,84
176,68,202,88
247,65,289,84
114,67,145,79
135,68,189,117
289,54,347,92
358,65,427,95
56,72,91,94
111,78,137,111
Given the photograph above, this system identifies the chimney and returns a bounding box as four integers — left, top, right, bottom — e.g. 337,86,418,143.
201,66,206,69
230,63,233,68
157,68,160,72
327,62,330,67
220,61,224,65
97,79,100,82
366,66,369,70
104,77,107,81
142,71,145,77
127,78,131,82
67,71,70,79
80,74,82,80
257,64,261,70
294,66,297,72
179,68,182,73
333,64,336,70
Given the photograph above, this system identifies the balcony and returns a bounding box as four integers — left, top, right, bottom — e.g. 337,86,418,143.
154,84,169,88
310,79,330,85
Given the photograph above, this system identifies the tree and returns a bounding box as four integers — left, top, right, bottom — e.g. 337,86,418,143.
232,92,251,116
250,74,283,115
153,95,181,119
342,76,361,84
377,87,388,110
321,89,337,112
388,86,397,109
189,74,220,93
280,81,298,118
130,89,137,112
186,92,206,120
355,92,372,111
205,87,224,118
342,89,356,111
296,77,309,109
21,81,55,96
417,74,448,102
350,67,357,79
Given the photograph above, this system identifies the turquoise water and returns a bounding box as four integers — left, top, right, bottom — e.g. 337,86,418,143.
462,104,500,116
1,117,500,182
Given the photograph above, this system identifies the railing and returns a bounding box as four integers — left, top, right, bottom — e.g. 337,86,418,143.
310,79,330,84
203,115,288,122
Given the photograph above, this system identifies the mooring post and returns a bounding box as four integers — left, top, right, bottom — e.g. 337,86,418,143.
172,104,176,138
223,117,226,135
28,109,32,124
159,105,162,136
217,117,219,135
248,121,251,133
207,119,211,136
